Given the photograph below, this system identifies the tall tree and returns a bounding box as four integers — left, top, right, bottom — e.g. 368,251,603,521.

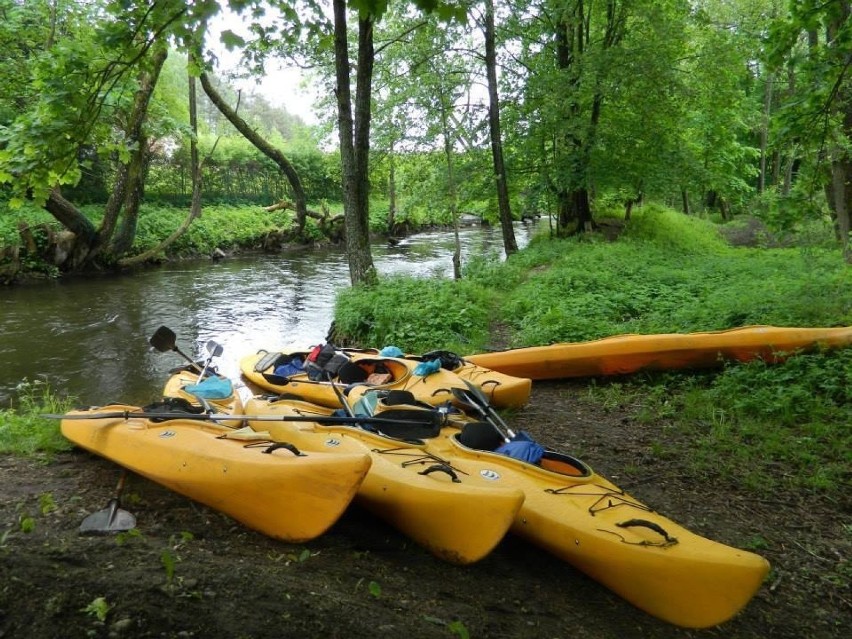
767,0,851,260
199,71,310,234
480,0,517,254
0,0,217,268
333,0,377,285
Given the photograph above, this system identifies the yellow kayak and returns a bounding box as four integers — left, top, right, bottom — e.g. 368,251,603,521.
240,395,525,565
417,420,770,628
350,388,768,627
342,347,532,408
162,368,245,427
466,325,852,380
239,348,467,408
60,404,372,543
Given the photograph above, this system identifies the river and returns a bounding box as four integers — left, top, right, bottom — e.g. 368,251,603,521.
0,221,542,406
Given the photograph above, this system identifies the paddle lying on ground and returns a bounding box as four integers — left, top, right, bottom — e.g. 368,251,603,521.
44,410,442,428
79,471,136,535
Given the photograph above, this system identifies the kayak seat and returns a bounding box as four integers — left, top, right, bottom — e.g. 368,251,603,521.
539,452,592,477
337,362,369,384
364,408,442,440
456,424,593,477
457,421,504,451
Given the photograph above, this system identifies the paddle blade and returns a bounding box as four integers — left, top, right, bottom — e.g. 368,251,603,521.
149,326,177,353
206,340,224,357
79,499,136,535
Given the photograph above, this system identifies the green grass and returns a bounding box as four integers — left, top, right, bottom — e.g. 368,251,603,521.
0,379,75,456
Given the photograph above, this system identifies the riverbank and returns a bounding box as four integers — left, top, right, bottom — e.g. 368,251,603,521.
1,379,848,639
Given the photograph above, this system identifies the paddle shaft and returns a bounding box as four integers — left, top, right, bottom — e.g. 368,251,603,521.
46,411,439,427
453,383,516,440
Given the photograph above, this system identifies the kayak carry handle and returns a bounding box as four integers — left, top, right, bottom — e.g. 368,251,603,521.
418,463,461,483
261,442,305,457
615,519,677,544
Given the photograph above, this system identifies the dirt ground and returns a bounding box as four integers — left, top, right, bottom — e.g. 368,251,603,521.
1,380,849,639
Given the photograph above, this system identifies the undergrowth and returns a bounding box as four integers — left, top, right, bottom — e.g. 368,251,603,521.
0,379,75,456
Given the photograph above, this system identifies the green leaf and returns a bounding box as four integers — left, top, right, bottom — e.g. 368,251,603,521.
367,580,381,598
219,29,246,51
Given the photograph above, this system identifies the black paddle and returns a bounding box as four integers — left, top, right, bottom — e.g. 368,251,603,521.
79,471,136,535
451,381,515,442
45,410,442,428
149,326,203,374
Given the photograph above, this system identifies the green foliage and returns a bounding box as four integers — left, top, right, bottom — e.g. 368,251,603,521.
81,596,111,623
334,276,491,353
497,206,850,346
161,548,177,586
19,515,35,534
582,348,850,495
0,379,75,456
130,204,291,256
676,349,851,493
367,580,381,598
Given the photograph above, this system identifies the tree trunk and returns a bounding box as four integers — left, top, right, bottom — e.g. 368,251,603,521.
199,72,308,234
681,189,691,215
119,71,203,266
111,135,152,255
106,45,167,257
43,188,97,268
437,86,462,281
387,143,397,235
827,2,851,263
551,1,623,237
333,0,376,286
758,73,773,193
830,162,851,262
484,0,517,256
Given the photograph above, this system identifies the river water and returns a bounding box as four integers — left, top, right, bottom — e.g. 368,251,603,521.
0,221,542,406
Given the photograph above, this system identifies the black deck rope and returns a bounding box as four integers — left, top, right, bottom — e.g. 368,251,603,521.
377,447,471,478
545,483,653,516
597,523,679,547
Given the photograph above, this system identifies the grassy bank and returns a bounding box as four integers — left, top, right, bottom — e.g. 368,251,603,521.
334,205,851,496
0,380,74,456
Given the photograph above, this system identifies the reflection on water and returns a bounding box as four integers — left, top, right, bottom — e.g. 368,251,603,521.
0,221,542,405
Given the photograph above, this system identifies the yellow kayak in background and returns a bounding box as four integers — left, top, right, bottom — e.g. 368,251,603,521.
341,347,533,408
239,349,467,408
60,405,372,543
162,368,245,427
466,325,852,380
241,395,525,565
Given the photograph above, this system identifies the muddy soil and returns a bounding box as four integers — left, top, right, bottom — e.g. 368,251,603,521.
1,380,849,639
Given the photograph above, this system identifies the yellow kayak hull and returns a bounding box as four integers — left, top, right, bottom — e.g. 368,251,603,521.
242,396,525,565
239,350,466,408
451,359,531,408
61,405,371,542
466,325,852,380
424,428,769,628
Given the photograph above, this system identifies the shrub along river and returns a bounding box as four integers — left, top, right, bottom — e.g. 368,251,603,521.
0,221,540,406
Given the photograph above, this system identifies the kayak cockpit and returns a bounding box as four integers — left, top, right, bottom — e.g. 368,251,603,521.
454,421,592,478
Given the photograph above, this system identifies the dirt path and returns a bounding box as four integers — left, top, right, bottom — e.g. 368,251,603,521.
1,381,849,638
